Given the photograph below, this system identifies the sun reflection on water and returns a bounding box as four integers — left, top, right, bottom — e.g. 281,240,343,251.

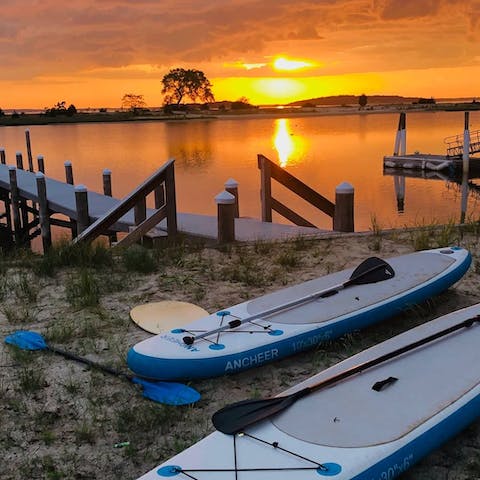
273,119,306,167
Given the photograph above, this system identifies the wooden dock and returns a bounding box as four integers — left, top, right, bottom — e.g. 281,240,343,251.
0,162,326,251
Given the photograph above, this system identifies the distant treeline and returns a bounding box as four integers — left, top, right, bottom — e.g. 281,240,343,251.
288,95,478,107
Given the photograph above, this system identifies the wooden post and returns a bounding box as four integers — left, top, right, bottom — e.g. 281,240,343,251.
393,112,406,156
36,173,52,251
14,152,29,236
65,161,74,185
463,112,470,174
258,155,272,222
164,162,177,238
225,178,239,218
102,169,112,196
0,149,5,165
74,185,90,235
215,190,236,243
25,129,34,171
154,183,165,209
37,155,45,173
102,169,117,244
16,152,24,170
333,182,354,232
8,166,22,244
134,198,147,226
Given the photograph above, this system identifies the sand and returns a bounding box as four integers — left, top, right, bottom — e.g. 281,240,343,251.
1,229,480,479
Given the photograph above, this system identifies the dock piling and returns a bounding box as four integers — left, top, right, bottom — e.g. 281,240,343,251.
16,152,24,170
8,166,22,244
463,112,470,174
225,178,239,218
36,173,52,251
102,169,112,197
333,182,355,232
25,129,34,172
393,112,406,156
75,185,90,234
215,190,236,243
37,155,45,173
64,161,74,185
0,149,5,165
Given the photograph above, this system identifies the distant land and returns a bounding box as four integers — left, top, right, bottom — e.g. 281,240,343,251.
287,95,478,107
1,94,480,127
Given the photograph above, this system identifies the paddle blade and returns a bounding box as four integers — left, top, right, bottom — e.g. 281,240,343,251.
4,331,48,351
212,394,300,434
132,377,201,406
348,257,395,285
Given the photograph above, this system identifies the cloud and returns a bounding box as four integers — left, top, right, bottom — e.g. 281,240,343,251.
0,0,479,85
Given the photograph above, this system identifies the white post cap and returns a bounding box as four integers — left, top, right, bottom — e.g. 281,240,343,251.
215,190,235,204
35,172,45,179
103,168,112,175
336,181,354,194
37,154,44,159
64,160,72,166
75,184,87,192
224,178,239,188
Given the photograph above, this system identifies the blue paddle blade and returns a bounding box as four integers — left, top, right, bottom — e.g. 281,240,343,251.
132,377,201,406
5,331,48,351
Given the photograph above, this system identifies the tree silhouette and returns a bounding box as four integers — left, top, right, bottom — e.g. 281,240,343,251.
121,93,147,112
358,94,368,108
161,68,214,106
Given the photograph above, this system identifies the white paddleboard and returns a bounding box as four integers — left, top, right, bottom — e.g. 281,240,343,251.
136,302,480,480
127,247,471,380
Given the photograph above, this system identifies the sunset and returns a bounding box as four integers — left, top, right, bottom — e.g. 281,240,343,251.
1,0,480,109
5,3,480,479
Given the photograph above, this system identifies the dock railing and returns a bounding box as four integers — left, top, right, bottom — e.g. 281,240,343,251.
73,159,177,246
445,129,480,157
257,154,354,232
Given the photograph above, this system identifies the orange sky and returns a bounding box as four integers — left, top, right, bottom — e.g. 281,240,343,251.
1,0,480,109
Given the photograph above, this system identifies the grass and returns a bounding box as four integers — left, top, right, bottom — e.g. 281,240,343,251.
1,229,479,479
65,269,100,307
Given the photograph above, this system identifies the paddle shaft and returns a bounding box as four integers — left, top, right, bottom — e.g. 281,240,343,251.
184,260,390,344
47,345,132,382
291,315,480,400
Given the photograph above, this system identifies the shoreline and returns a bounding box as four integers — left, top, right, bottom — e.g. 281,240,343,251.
1,102,479,127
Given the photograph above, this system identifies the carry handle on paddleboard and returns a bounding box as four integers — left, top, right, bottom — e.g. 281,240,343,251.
183,256,395,345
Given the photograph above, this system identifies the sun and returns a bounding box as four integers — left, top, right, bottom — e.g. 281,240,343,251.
273,57,314,71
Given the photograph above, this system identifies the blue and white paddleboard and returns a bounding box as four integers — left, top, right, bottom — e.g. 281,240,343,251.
127,247,470,381
136,302,480,480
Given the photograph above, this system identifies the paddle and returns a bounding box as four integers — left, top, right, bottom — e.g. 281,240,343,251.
4,330,200,406
212,315,480,434
130,300,209,334
183,256,395,345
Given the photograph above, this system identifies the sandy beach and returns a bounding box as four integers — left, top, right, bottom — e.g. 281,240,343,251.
1,228,480,479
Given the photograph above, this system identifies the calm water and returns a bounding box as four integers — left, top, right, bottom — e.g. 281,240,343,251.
1,110,479,233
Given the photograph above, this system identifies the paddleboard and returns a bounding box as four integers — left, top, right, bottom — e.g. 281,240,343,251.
127,247,470,381
130,301,209,334
136,302,480,480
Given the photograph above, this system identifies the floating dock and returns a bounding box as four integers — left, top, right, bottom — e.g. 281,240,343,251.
383,154,453,171
383,112,480,172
